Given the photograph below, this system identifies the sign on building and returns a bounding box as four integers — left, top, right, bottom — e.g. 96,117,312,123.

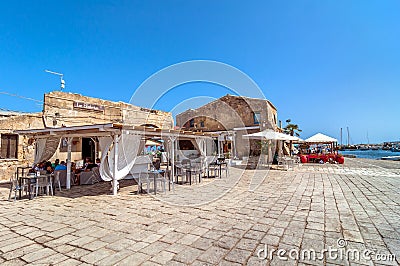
73,102,105,112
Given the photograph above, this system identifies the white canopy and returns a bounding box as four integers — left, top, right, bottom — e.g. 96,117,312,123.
16,123,215,195
305,133,337,143
243,129,301,141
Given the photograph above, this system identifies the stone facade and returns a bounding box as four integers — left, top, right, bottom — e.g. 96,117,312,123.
0,91,173,182
0,113,44,181
176,95,278,158
43,91,173,129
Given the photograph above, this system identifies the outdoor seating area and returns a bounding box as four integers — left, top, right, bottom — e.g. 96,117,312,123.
297,132,344,164
9,123,234,200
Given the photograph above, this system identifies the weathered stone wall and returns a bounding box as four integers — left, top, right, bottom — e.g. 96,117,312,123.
176,95,277,131
0,113,43,181
175,95,278,158
0,91,173,182
43,91,173,129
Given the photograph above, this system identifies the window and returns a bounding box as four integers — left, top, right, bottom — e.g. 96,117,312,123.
1,134,18,159
253,112,261,125
189,119,194,127
200,121,204,127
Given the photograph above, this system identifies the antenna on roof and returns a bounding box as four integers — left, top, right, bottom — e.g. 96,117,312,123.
45,69,65,90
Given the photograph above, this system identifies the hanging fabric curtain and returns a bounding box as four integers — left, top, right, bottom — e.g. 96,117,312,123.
99,132,142,181
162,137,172,161
195,137,206,157
205,138,217,156
98,136,113,181
137,138,146,155
33,137,61,165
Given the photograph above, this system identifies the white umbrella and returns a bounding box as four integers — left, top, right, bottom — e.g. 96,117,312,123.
305,133,337,143
145,140,162,146
243,129,301,141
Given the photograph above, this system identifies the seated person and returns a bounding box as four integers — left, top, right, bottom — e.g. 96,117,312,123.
54,161,67,171
86,161,98,171
45,161,53,174
75,159,96,184
52,159,60,169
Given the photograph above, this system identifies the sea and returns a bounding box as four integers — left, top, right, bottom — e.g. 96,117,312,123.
340,149,400,160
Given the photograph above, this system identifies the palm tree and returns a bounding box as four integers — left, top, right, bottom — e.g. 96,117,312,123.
283,119,302,137
283,119,302,155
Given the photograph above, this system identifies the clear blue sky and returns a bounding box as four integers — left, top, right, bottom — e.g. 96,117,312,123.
1,1,399,144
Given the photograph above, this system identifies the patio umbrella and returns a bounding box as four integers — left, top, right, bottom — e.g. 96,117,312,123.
243,129,301,141
305,133,337,144
145,140,162,146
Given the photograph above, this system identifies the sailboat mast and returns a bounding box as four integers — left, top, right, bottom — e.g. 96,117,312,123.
347,127,350,146
340,128,343,146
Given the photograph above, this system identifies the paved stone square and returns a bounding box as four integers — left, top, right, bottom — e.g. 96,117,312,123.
0,158,399,265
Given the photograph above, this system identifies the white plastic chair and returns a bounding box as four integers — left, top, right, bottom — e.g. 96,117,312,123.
35,174,53,196
53,171,63,191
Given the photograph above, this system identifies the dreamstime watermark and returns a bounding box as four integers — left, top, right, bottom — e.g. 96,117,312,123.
257,239,396,262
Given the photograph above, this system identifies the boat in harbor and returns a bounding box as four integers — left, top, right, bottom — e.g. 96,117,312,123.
381,156,400,161
391,145,400,152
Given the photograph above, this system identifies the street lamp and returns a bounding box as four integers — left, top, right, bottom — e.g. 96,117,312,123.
45,69,65,90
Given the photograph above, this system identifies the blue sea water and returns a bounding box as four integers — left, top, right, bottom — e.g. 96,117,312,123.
340,149,400,160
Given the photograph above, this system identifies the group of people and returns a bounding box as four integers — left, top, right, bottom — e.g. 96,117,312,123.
30,157,101,184
32,159,67,174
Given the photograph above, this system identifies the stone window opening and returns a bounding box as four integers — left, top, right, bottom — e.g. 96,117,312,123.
253,112,261,125
1,134,18,159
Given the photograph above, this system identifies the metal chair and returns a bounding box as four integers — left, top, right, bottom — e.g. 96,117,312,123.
8,173,28,201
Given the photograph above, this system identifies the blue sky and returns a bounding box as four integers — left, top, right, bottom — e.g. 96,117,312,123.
0,1,399,144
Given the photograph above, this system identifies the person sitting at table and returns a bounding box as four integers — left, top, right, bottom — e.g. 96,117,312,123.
45,161,53,174
82,157,91,170
52,159,60,169
54,161,67,171
34,161,45,171
75,159,96,184
85,159,97,171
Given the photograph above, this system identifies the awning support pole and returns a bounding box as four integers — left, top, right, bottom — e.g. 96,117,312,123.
66,137,73,190
112,134,119,196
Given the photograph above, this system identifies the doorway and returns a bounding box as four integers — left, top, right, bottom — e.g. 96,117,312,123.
82,138,95,162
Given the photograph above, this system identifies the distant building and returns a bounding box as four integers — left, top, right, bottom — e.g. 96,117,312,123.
0,91,173,181
176,94,279,159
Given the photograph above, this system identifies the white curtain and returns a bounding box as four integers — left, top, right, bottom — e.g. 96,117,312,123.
99,136,113,181
137,138,145,155
162,137,171,162
195,137,206,157
34,137,61,165
98,133,142,181
206,138,217,156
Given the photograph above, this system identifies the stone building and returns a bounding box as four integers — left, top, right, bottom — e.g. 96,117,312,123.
176,94,279,159
0,91,173,181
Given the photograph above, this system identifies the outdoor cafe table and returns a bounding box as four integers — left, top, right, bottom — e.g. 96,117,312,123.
207,161,227,178
19,174,55,200
138,170,165,195
185,165,203,185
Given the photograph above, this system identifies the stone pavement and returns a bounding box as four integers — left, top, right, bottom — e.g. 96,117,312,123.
0,158,399,265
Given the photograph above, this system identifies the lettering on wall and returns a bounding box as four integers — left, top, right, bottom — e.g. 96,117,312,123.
73,102,105,112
